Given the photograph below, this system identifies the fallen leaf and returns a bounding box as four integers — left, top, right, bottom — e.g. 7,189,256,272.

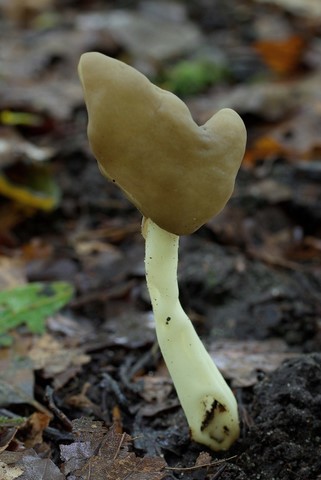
194,451,212,467
254,35,305,75
21,238,53,262
61,419,166,480
29,333,90,389
0,449,65,480
20,412,51,448
243,136,286,167
0,416,26,429
0,163,60,211
0,353,50,415
0,111,44,129
0,427,18,453
138,375,173,403
269,108,321,160
0,281,74,345
0,460,23,480
210,339,298,387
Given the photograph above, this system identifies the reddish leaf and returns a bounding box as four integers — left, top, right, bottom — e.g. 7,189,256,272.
243,136,286,167
254,35,305,75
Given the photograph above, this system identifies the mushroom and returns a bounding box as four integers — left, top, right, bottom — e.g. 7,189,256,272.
78,52,246,451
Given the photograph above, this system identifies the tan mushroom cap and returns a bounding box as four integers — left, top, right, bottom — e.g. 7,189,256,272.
78,52,246,235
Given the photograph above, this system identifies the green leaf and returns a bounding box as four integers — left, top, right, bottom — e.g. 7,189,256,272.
162,59,231,96
0,415,26,427
0,282,74,342
0,334,14,347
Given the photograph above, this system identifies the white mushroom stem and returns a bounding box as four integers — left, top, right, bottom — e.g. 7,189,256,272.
143,218,240,451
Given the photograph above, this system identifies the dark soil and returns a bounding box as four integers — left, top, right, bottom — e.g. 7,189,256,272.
224,354,321,480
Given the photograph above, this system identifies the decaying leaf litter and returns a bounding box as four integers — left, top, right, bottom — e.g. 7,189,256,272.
0,0,320,479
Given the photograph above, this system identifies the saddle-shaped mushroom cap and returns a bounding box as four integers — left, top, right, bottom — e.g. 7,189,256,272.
79,52,246,235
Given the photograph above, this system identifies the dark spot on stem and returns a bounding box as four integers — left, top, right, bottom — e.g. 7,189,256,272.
166,316,171,325
201,399,226,432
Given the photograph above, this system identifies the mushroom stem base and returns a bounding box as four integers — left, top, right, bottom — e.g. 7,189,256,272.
143,218,240,451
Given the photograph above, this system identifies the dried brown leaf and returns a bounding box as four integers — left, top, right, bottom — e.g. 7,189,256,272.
139,375,172,403
0,428,18,454
254,35,305,75
20,412,51,449
194,451,212,467
29,334,90,389
210,339,298,387
0,449,64,480
61,419,166,480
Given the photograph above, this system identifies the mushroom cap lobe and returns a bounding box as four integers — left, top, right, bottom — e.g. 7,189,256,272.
79,52,246,235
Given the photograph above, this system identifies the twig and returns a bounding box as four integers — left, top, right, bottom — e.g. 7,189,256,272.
45,385,73,431
100,372,128,408
165,455,237,471
113,432,127,460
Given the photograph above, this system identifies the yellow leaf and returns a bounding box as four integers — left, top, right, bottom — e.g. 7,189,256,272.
0,165,60,211
0,110,43,127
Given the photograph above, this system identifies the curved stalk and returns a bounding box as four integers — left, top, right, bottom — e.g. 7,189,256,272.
143,218,240,451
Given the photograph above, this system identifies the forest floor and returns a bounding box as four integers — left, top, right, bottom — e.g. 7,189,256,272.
0,1,320,479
